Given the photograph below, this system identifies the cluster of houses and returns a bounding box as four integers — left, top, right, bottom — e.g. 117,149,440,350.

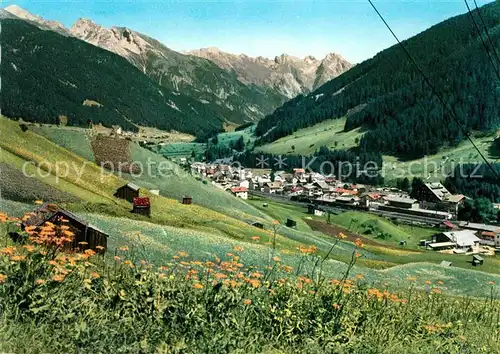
425,220,500,258
191,163,467,220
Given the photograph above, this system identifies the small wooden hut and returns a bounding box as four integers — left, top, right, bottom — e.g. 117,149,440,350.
286,219,297,228
22,203,108,253
115,183,140,203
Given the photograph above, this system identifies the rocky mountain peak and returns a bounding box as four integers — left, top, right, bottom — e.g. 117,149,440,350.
5,5,37,21
274,54,292,65
70,20,153,61
5,5,69,35
323,52,345,62
70,18,103,36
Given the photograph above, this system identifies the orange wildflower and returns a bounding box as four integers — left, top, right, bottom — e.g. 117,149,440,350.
243,299,252,305
23,245,35,252
354,238,363,248
338,232,347,239
91,272,100,279
35,200,44,205
248,279,261,288
232,246,244,252
84,249,96,257
272,220,280,225
1,247,16,256
0,274,7,283
215,273,228,279
119,246,129,252
332,303,341,310
123,260,134,268
192,282,204,289
251,236,260,242
272,256,281,262
178,251,189,258
10,255,26,262
250,272,264,279
35,279,46,285
52,274,65,282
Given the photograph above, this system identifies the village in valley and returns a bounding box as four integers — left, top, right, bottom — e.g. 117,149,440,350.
191,161,500,260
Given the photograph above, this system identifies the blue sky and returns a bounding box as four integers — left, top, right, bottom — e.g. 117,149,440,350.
4,0,493,63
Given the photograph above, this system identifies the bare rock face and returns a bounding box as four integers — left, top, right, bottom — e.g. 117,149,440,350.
188,48,352,99
70,19,154,62
5,5,70,36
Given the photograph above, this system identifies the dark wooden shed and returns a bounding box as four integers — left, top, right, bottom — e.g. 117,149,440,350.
472,255,484,266
249,221,264,229
182,196,193,205
22,203,108,253
286,219,297,228
115,183,140,203
132,197,151,217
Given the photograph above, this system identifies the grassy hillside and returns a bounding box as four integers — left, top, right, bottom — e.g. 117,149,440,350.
0,116,278,242
31,122,268,221
256,118,363,155
253,125,497,182
383,133,498,182
1,19,226,135
155,125,257,159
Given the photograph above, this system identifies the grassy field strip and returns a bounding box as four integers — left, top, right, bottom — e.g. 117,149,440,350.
80,213,500,297
0,117,124,203
31,126,96,162
383,134,499,181
256,118,364,155
0,149,112,204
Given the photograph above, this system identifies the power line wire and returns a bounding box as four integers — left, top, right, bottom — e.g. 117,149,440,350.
464,0,500,82
473,0,500,68
367,0,500,180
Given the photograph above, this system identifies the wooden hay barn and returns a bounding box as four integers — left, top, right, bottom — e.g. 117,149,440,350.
182,196,193,205
23,203,108,253
132,197,151,217
115,183,140,203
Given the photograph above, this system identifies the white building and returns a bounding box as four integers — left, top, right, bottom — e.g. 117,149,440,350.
231,186,248,200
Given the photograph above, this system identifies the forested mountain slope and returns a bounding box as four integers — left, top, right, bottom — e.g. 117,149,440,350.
256,2,500,159
1,18,226,135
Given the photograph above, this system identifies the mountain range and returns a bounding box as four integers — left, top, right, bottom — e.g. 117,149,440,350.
256,1,500,159
3,5,351,132
1,12,228,135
